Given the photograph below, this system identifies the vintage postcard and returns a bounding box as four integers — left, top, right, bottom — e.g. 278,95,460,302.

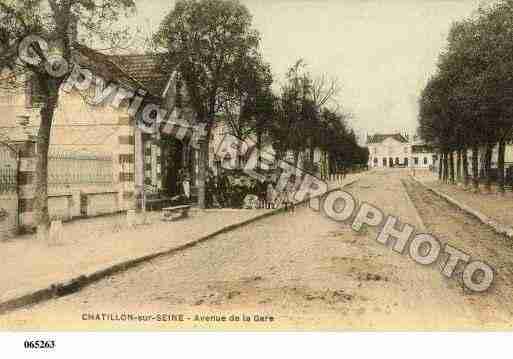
0,0,513,341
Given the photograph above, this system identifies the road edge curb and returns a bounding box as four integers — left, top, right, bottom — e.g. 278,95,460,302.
0,178,360,316
410,175,513,240
400,179,427,232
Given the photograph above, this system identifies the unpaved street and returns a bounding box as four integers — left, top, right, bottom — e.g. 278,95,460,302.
2,169,513,330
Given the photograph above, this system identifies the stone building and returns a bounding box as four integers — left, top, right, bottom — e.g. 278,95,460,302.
367,133,436,169
0,44,190,237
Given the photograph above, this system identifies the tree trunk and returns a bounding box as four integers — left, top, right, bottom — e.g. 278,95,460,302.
443,152,449,183
484,143,493,192
197,135,209,210
511,160,513,194
463,147,469,188
324,151,329,179
449,151,455,184
456,149,462,183
498,140,506,195
472,145,479,192
256,128,262,170
293,150,300,180
438,154,443,181
309,137,315,171
35,91,58,238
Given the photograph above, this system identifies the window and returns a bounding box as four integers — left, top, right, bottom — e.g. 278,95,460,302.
395,157,399,165
373,158,378,164
383,158,387,166
414,157,419,165
424,157,428,165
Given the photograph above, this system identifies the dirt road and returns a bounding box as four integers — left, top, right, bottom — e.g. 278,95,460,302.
2,169,513,330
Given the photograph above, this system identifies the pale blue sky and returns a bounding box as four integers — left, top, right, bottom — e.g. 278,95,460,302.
130,0,490,141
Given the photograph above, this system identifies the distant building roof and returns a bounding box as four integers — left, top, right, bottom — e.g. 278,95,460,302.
411,144,434,153
367,133,409,144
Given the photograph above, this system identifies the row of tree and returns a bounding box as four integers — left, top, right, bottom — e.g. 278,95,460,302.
0,0,367,233
270,60,368,176
418,0,513,193
154,0,368,207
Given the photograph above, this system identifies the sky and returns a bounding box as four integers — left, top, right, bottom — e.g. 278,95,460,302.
130,0,491,142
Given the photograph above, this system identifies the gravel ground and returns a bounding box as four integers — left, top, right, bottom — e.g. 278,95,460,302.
0,209,271,303
403,177,513,327
2,170,513,330
415,170,513,227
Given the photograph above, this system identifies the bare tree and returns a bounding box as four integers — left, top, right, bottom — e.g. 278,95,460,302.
311,73,340,111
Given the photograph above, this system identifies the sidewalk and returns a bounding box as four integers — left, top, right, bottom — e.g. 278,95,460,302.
327,170,369,190
413,169,513,230
0,172,367,314
0,209,274,308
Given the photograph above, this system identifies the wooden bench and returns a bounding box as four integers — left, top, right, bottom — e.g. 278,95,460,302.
161,205,192,221
144,193,174,211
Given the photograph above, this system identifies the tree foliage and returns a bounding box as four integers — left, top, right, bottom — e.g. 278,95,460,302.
418,0,513,192
154,0,262,208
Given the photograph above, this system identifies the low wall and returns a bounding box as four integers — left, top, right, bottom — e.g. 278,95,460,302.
19,187,124,230
48,189,121,222
17,147,134,231
48,194,73,222
85,192,119,217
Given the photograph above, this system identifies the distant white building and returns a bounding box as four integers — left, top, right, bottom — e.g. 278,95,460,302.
366,133,436,169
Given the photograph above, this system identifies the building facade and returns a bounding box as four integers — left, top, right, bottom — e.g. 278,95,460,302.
0,45,180,235
367,133,436,169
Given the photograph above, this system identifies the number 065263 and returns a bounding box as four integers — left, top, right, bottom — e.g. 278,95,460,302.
24,340,55,350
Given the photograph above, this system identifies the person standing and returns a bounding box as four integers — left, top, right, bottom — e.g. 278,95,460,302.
284,178,296,212
266,181,276,209
179,168,191,200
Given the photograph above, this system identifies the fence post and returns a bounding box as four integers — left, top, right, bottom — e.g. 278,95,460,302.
127,209,137,228
18,141,36,232
118,117,136,212
71,190,81,218
49,220,63,244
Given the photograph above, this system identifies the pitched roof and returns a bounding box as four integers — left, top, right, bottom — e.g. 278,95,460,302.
367,133,409,144
75,44,169,100
0,44,171,102
109,54,170,98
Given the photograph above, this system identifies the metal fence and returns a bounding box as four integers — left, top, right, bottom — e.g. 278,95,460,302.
0,145,17,194
0,164,17,193
0,144,18,240
48,151,113,187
